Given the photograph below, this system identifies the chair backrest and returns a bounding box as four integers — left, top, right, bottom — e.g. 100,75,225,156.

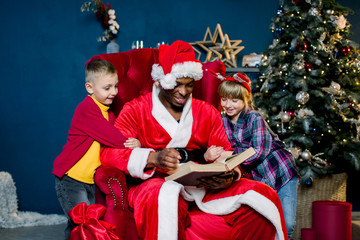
88,48,225,116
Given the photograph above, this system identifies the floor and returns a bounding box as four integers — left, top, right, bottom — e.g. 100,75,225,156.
353,212,360,240
0,214,359,240
0,223,66,240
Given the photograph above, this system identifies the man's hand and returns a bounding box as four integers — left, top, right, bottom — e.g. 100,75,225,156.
196,170,235,190
147,148,181,171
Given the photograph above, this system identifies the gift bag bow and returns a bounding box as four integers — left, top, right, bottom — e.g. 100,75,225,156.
68,202,120,240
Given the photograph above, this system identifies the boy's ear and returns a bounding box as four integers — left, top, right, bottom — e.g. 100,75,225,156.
85,82,94,95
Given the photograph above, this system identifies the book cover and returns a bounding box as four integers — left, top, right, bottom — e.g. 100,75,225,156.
164,147,256,186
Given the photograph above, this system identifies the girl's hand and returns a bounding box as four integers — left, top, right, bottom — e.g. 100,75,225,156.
124,138,141,149
204,145,224,162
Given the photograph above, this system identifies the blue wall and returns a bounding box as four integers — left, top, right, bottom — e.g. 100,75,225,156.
0,0,359,214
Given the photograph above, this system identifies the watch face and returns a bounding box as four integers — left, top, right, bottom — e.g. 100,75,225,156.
175,148,189,163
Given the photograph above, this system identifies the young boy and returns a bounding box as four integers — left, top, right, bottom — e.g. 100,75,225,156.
52,59,127,239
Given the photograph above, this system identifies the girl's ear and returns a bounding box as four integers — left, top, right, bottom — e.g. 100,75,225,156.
85,82,94,95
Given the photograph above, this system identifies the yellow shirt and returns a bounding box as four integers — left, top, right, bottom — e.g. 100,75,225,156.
66,96,109,184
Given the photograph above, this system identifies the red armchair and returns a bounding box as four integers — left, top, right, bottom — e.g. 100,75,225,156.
89,48,226,239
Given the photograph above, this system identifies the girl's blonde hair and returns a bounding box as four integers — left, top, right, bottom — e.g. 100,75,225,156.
218,75,254,111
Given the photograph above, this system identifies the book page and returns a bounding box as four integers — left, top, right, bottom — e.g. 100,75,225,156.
225,147,256,170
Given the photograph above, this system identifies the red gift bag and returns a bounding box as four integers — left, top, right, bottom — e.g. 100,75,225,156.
68,202,120,240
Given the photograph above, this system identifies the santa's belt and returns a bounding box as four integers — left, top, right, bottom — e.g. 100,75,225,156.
173,148,206,164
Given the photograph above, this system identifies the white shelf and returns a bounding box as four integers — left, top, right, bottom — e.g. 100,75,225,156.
227,67,259,73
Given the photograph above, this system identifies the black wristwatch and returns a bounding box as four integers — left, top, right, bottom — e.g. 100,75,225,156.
174,148,189,163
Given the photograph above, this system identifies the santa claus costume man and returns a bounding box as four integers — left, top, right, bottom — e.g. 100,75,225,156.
101,40,288,240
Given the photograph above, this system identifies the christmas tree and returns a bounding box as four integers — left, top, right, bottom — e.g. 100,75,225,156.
255,0,360,185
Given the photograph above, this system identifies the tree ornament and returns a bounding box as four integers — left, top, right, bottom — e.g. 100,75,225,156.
292,58,306,71
288,147,301,159
340,46,350,56
330,15,347,29
272,105,279,113
305,177,313,187
309,7,319,16
281,112,291,122
292,0,301,5
296,91,310,104
288,111,295,117
296,108,314,119
296,41,307,51
301,150,312,160
281,63,289,71
304,62,312,70
322,81,342,95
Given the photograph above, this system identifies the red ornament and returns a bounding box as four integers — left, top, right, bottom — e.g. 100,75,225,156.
304,62,312,70
340,46,350,56
292,0,301,5
296,41,307,51
287,111,295,117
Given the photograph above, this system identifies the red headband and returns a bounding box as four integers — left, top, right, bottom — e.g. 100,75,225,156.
205,69,251,93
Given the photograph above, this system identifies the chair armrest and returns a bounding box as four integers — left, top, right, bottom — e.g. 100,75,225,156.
95,166,139,239
95,166,129,211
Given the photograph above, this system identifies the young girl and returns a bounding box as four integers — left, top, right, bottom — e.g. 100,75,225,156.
213,70,299,238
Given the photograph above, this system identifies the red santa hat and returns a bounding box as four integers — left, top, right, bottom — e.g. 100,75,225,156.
151,40,203,89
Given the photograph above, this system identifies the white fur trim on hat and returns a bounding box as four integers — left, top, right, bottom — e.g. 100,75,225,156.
151,61,203,90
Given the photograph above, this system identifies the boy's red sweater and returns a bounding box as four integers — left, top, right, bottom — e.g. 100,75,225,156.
53,96,127,178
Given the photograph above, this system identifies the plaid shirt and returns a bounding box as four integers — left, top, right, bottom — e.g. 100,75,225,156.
222,109,298,191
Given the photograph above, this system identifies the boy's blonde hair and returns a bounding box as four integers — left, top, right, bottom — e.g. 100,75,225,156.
85,59,117,84
218,74,254,111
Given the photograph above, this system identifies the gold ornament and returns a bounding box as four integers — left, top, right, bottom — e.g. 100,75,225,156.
296,91,310,105
280,112,291,122
288,147,302,159
322,81,343,95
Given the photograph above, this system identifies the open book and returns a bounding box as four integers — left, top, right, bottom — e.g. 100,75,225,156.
164,147,256,186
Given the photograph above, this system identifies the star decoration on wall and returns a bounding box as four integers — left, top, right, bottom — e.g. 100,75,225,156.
190,24,245,68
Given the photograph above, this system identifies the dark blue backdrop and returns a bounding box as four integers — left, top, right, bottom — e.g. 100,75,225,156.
0,0,358,214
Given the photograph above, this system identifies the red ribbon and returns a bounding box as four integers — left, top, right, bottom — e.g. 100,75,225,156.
205,69,251,93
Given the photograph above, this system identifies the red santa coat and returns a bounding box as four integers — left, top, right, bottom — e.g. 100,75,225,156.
101,85,287,240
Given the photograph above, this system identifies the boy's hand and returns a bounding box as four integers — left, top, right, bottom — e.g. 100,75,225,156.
204,145,224,162
124,138,141,149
